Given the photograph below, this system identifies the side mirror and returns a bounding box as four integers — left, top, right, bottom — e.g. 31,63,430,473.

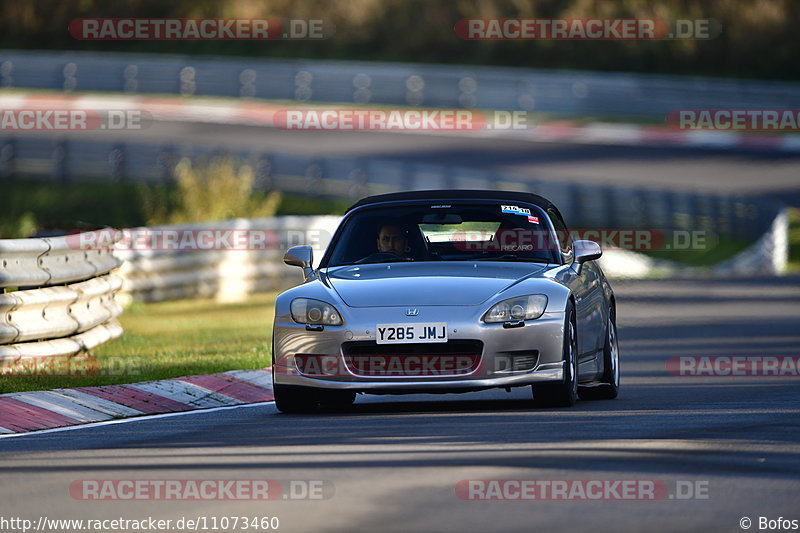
573,240,602,263
284,245,314,280
572,240,602,273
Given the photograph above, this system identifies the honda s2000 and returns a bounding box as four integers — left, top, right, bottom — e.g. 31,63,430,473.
272,190,619,413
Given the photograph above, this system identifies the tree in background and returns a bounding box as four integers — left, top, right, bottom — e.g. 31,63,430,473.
0,0,797,80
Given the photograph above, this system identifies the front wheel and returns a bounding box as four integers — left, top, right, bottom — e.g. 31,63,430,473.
532,303,578,408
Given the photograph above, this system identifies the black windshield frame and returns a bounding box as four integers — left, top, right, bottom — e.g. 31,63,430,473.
319,199,563,268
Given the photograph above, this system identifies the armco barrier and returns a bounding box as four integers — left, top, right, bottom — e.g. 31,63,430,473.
713,207,789,276
0,136,780,245
0,231,123,361
114,216,339,303
598,207,789,279
2,49,800,118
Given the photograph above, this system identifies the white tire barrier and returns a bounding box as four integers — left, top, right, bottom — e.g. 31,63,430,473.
0,231,123,362
115,216,339,303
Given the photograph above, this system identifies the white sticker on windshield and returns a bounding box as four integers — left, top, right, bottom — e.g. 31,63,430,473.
501,205,531,216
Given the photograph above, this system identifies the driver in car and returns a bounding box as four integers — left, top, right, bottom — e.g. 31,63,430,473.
376,223,410,257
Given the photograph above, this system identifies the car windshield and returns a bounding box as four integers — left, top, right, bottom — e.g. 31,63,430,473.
324,202,561,266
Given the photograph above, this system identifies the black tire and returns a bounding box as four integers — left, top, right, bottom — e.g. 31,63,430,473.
273,384,319,414
579,307,620,400
318,390,357,410
532,302,578,408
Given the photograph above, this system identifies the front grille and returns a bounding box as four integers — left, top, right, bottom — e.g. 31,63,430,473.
341,340,483,377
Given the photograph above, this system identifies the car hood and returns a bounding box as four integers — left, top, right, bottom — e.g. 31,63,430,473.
324,262,550,307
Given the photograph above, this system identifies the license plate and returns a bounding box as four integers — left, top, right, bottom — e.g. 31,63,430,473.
376,323,448,344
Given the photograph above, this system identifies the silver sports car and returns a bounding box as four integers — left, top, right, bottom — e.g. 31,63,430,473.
272,190,619,412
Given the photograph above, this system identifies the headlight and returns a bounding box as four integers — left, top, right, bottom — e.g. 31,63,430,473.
483,294,548,323
291,298,343,325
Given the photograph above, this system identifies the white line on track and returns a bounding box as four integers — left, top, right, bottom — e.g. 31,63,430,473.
0,401,275,440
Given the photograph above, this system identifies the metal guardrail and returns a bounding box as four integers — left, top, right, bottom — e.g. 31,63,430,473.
0,135,780,244
714,207,789,276
115,216,339,303
0,231,121,288
0,320,122,360
2,50,800,118
0,230,123,361
0,275,122,343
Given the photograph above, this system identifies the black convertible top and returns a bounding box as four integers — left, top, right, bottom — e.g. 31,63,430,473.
347,189,554,212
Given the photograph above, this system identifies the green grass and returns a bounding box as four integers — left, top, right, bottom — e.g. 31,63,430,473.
638,236,754,267
0,293,277,394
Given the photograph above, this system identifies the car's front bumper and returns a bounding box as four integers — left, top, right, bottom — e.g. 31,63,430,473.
273,304,566,393
273,361,564,392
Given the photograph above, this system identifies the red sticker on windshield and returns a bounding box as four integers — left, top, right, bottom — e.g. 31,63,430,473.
528,216,539,224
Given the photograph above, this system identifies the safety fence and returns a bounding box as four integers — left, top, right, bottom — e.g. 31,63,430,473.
0,231,123,361
114,215,339,304
0,135,781,246
2,49,800,118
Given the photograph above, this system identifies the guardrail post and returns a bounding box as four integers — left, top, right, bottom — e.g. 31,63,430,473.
0,60,13,87
63,62,78,92
123,64,138,93
732,197,748,240
353,73,372,104
254,154,273,191
663,191,677,233
52,141,69,184
702,194,719,238
631,189,648,228
0,139,15,179
240,68,257,98
688,194,705,236
603,187,619,228
717,196,733,236
305,161,323,196
179,66,197,96
348,159,367,199
109,144,126,182
158,145,177,183
568,184,585,228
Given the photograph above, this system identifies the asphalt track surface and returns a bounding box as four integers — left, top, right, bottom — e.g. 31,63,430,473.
0,277,798,533
17,120,800,198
